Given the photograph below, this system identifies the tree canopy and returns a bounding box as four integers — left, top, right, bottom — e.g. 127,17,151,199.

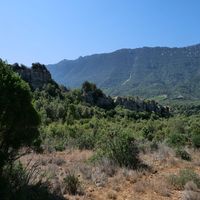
0,60,40,168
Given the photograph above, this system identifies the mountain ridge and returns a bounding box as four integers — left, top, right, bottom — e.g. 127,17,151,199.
49,43,200,64
47,44,200,99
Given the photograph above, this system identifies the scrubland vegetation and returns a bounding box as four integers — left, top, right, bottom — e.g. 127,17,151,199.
0,60,200,199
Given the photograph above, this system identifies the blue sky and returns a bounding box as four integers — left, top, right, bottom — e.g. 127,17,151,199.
0,0,200,65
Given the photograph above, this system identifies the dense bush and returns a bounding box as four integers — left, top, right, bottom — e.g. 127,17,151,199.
175,149,191,161
142,123,155,141
0,60,40,170
76,132,96,150
95,131,140,169
63,172,82,195
82,81,97,93
167,133,188,147
192,134,200,148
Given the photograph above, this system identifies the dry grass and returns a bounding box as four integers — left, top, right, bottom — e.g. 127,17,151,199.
79,164,92,180
185,181,199,191
140,143,179,171
183,190,200,200
98,158,118,177
19,148,200,200
133,180,149,193
122,168,143,183
183,181,200,200
150,178,171,197
91,166,108,187
107,190,118,199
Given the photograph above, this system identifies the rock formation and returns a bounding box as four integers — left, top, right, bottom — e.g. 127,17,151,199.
81,81,114,109
113,96,170,117
12,63,52,89
81,81,170,116
83,90,114,109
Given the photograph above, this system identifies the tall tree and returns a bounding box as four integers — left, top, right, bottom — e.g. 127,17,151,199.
0,60,40,170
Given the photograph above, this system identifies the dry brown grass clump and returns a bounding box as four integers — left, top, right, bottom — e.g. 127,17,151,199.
183,181,200,200
183,190,200,200
133,180,149,193
150,178,171,197
107,190,118,199
122,168,143,183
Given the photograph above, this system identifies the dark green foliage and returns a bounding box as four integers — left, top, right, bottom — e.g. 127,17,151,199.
54,143,66,152
76,132,96,150
169,101,200,116
0,162,64,200
97,132,140,169
32,62,47,70
31,80,200,158
32,80,172,154
168,169,200,190
64,172,81,195
167,133,188,147
142,124,155,141
0,61,53,199
0,60,40,169
192,134,200,148
42,83,63,98
33,81,200,154
82,81,97,93
175,149,191,161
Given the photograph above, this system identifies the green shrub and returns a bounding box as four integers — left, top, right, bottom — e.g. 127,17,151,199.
54,142,66,151
0,61,40,169
96,132,140,169
175,149,191,161
82,81,97,92
167,133,188,147
76,132,95,150
192,134,200,148
142,125,154,141
64,172,81,195
168,169,200,190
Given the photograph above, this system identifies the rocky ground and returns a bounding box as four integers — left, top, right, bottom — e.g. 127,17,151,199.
20,147,200,200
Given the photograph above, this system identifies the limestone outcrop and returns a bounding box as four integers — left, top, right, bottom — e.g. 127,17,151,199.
12,63,52,89
81,81,170,116
113,96,170,116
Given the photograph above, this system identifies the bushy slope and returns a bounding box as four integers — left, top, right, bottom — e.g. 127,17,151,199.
47,44,200,99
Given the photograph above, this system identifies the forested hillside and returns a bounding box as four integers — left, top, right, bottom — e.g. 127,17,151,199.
47,44,200,99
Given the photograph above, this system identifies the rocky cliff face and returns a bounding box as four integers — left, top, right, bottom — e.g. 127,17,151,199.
12,63,52,89
81,81,114,109
113,96,170,117
83,90,114,109
81,81,170,116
